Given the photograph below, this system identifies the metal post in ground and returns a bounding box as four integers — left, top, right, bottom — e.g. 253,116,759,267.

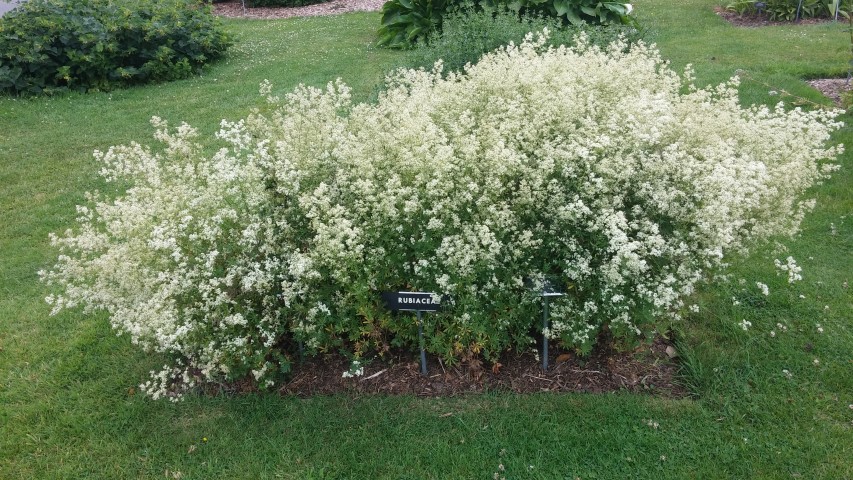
542,296,550,371
417,310,428,375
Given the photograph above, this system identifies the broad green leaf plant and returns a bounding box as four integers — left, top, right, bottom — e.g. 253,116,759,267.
377,0,634,48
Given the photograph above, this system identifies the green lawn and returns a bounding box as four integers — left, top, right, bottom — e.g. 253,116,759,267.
1,2,851,478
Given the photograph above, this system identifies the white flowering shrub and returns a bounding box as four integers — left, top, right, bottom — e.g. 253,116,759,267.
41,119,286,399
41,32,842,398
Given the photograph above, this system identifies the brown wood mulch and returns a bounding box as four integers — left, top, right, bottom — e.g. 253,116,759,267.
264,335,687,398
806,78,851,107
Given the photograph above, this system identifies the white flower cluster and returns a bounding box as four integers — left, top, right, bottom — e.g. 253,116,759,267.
774,256,803,283
40,117,282,399
41,33,842,398
341,359,364,378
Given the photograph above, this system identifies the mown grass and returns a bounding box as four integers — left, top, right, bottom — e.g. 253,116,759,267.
1,2,851,478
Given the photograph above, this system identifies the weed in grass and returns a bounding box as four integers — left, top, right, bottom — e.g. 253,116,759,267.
674,340,706,398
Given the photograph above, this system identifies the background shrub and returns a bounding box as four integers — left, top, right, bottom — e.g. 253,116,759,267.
403,6,642,74
377,0,448,48
726,0,851,20
42,36,842,399
497,0,635,26
0,0,231,95
377,0,635,48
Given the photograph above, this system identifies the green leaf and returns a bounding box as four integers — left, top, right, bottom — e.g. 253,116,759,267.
407,26,423,41
380,0,401,13
381,11,404,26
602,2,626,13
553,0,571,15
507,0,523,11
565,8,583,24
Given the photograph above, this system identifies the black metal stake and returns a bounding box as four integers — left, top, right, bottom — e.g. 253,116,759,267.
417,310,428,375
542,296,550,371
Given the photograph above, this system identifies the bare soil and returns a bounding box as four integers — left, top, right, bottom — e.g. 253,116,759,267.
269,335,687,398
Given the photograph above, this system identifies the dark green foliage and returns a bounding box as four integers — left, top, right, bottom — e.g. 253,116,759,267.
246,0,330,8
404,6,642,74
377,0,448,48
726,0,851,21
377,0,636,48
0,0,231,95
493,0,635,26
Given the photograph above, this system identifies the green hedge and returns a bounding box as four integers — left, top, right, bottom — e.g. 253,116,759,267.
0,0,231,94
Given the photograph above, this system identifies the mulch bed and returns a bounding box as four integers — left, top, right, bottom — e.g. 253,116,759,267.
806,78,851,107
211,0,383,19
713,6,838,27
272,335,687,398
